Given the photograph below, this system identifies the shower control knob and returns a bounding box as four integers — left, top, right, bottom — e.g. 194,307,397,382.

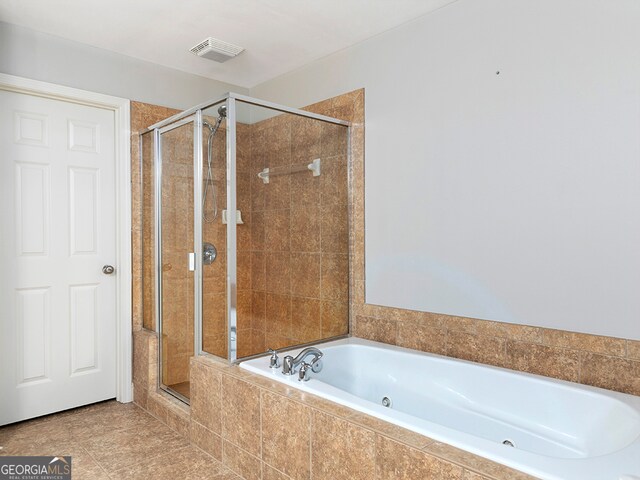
102,265,115,275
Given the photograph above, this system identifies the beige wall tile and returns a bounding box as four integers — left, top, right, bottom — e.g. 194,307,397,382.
290,253,320,297
223,441,262,480
252,291,266,331
423,442,537,480
347,413,432,450
321,301,349,338
376,435,462,480
290,207,320,253
262,391,311,480
542,329,626,357
191,420,223,461
263,465,291,480
266,293,292,339
237,252,252,291
265,210,291,252
320,156,348,206
133,382,148,409
320,205,348,254
238,291,252,328
190,360,222,433
265,176,291,210
251,328,266,354
266,253,291,295
237,328,254,358
320,254,348,300
292,392,355,419
291,297,321,343
237,172,252,213
251,252,266,292
397,321,447,356
443,316,479,335
251,211,265,250
238,217,253,252
475,321,543,344
505,342,580,382
251,175,267,211
446,331,506,368
133,331,150,386
311,411,375,480
221,375,262,457
166,404,190,438
290,173,320,208
354,316,397,345
628,340,640,360
291,117,322,164
265,333,293,350
320,125,348,159
580,352,640,396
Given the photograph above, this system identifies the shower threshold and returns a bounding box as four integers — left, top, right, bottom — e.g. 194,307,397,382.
167,381,190,399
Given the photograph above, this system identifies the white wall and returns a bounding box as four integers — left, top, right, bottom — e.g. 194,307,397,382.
252,0,640,340
0,22,246,109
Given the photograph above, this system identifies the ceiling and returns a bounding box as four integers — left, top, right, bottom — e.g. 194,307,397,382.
0,0,458,88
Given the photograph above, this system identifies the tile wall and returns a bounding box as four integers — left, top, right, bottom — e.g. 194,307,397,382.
133,328,535,480
135,101,350,364
238,110,349,357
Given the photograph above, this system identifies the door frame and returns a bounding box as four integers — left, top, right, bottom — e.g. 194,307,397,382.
0,73,133,403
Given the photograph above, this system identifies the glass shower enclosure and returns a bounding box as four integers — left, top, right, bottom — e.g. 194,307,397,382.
140,93,350,403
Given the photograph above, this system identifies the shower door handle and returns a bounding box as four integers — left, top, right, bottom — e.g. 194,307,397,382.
188,252,196,272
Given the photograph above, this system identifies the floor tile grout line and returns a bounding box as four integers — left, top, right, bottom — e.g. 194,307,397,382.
105,444,197,478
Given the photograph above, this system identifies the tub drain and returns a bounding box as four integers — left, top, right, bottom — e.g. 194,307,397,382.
502,439,515,448
381,396,392,408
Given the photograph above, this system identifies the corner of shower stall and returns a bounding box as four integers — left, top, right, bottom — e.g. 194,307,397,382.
140,93,351,403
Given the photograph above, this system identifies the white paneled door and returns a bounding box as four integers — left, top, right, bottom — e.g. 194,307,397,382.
0,89,117,425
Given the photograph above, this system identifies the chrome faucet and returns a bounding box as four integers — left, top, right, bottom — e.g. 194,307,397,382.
281,347,323,381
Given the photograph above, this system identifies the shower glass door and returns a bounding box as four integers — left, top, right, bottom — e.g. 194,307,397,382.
156,116,200,402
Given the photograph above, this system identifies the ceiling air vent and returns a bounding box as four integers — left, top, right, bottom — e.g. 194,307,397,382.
189,37,244,63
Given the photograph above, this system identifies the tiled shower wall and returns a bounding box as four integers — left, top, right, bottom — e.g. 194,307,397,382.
135,104,350,375
201,121,252,360
239,112,349,357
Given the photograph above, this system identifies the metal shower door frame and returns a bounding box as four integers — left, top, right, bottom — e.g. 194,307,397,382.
153,114,200,403
146,92,350,367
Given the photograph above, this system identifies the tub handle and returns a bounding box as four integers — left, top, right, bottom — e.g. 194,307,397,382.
267,348,280,369
298,362,311,381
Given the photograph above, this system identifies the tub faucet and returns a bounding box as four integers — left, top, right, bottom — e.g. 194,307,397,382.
281,347,323,380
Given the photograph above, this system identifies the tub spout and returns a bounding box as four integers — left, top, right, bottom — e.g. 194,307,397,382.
282,347,323,377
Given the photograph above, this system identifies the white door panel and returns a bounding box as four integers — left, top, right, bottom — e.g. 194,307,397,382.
0,90,117,425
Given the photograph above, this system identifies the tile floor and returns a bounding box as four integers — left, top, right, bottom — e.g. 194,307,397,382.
0,400,240,480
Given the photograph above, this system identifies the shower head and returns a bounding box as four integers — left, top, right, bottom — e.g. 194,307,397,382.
203,105,227,133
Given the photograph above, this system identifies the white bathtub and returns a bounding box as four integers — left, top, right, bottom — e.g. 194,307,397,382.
240,337,640,480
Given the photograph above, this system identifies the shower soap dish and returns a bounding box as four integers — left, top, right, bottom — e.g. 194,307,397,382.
222,210,244,224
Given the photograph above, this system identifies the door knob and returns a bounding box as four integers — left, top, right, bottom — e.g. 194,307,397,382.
102,265,115,275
